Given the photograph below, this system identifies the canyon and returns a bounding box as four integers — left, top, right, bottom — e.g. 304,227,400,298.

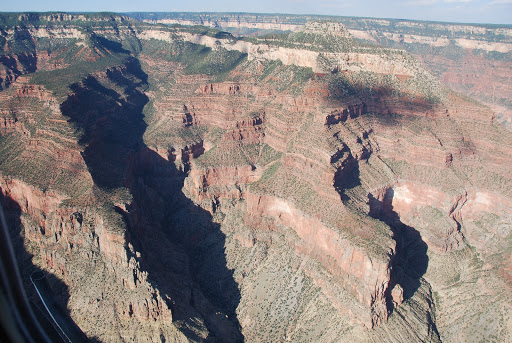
0,12,511,342
134,12,512,130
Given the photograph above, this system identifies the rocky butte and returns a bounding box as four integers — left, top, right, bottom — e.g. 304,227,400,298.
0,12,511,343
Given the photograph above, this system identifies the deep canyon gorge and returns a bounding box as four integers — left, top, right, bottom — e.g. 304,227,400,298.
0,12,511,342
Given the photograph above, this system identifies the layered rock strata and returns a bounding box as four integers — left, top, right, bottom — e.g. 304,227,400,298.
0,13,510,343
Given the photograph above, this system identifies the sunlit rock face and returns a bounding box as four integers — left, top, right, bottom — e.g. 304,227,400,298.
0,12,511,343
146,12,512,131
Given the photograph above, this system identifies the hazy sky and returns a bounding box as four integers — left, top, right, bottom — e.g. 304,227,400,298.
1,0,512,25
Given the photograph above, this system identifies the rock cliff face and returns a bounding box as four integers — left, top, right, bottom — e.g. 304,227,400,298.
142,12,512,130
0,12,511,343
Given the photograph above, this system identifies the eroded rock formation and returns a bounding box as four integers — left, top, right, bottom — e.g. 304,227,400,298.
0,12,511,343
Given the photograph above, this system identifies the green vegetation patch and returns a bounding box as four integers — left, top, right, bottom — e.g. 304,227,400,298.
141,38,246,77
257,161,282,184
30,53,129,95
184,46,247,76
257,144,283,166
195,143,256,168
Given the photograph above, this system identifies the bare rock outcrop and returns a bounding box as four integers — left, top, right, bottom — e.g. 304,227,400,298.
1,13,511,343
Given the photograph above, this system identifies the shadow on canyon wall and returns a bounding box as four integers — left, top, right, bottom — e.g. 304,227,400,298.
330,139,429,308
328,74,438,114
0,192,97,342
328,78,435,205
0,52,37,90
367,189,429,307
60,57,243,342
333,156,361,203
